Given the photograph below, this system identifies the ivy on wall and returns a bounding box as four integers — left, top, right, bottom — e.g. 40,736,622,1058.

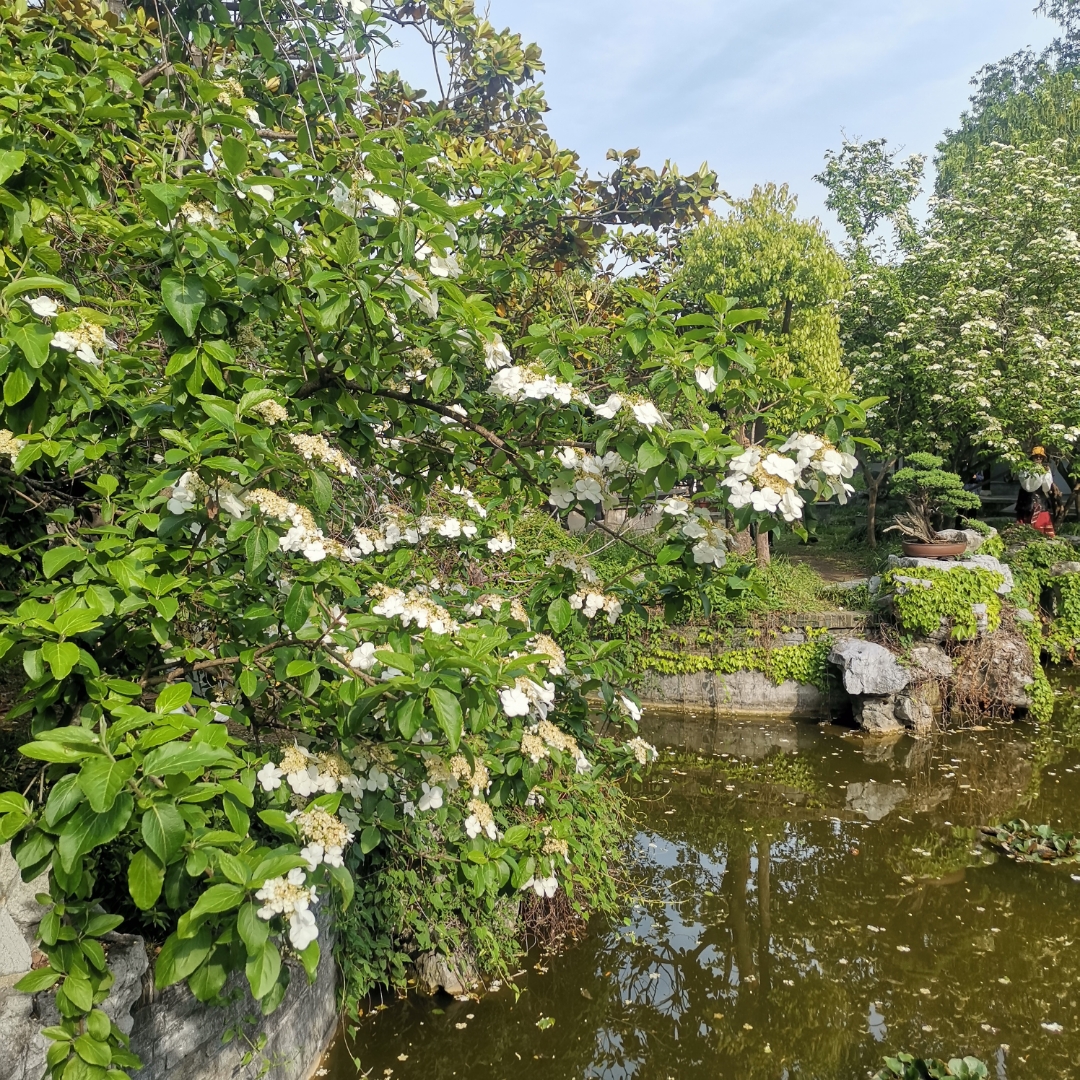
883,567,1005,640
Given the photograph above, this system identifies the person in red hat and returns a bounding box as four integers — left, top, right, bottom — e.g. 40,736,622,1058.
1016,446,1060,537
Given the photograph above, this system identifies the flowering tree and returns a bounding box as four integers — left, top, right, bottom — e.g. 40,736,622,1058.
0,2,868,1076
846,142,1080,476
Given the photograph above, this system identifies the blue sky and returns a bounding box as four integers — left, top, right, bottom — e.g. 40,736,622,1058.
454,1,1059,237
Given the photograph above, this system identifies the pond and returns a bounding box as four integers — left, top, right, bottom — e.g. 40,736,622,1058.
321,676,1080,1080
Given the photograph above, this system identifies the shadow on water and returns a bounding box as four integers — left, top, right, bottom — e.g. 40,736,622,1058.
322,672,1080,1080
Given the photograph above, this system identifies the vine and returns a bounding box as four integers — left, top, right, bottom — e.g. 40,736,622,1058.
883,566,1004,640
641,631,833,692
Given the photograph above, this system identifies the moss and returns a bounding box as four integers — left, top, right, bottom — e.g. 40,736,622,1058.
641,631,833,692
883,565,1004,640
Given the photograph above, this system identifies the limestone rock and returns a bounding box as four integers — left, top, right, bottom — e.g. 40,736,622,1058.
0,912,31,978
828,639,910,696
887,554,1013,595
846,780,908,820
894,693,934,734
0,845,45,944
414,949,479,997
1050,562,1080,577
854,697,904,733
908,645,953,680
934,528,988,552
1015,608,1036,624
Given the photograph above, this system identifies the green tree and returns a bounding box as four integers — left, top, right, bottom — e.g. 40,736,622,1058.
675,183,851,399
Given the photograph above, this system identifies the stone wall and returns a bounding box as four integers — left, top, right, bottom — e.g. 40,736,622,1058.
0,844,338,1080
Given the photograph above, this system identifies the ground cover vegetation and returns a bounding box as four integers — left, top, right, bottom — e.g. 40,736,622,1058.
0,0,877,1076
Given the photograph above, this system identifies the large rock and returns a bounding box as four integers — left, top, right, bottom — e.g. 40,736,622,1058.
854,697,904,733
887,554,1014,595
1050,562,1080,577
828,639,910,696
908,645,953,680
934,528,991,553
414,949,479,997
894,692,934,734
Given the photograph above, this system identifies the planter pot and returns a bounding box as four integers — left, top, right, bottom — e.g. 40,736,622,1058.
901,540,968,559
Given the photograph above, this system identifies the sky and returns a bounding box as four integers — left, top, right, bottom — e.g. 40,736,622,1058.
427,0,1060,239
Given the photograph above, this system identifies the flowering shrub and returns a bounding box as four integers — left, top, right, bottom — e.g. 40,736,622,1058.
0,2,870,1076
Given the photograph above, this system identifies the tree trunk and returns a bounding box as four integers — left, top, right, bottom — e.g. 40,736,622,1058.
755,526,771,568
860,454,895,550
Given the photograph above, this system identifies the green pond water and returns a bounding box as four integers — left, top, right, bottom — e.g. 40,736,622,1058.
323,676,1080,1080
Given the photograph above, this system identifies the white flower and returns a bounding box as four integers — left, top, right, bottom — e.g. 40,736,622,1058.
630,401,664,430
500,686,532,717
257,762,284,791
750,487,782,513
722,477,754,509
249,184,274,202
217,489,248,519
429,253,462,278
521,875,558,898
300,843,324,872
438,517,462,538
574,476,604,503
727,447,761,479
347,0,368,12
487,532,515,553
548,484,575,510
347,642,378,671
288,907,319,951
694,366,717,392
762,453,800,486
418,783,443,812
484,336,513,371
592,394,623,419
366,189,399,216
661,498,690,516
619,695,642,723
692,540,726,566
27,296,59,318
778,488,805,522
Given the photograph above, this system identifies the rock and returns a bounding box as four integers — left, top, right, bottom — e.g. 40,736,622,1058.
908,645,953,680
972,602,990,636
828,639,910,696
887,554,1014,595
868,575,882,595
0,986,47,1080
832,578,870,591
934,528,986,552
894,693,934,734
1015,607,1036,624
0,845,45,942
101,935,148,1036
1050,562,1080,577
953,635,1034,710
0,912,31,978
846,780,908,820
854,697,904,733
414,949,479,996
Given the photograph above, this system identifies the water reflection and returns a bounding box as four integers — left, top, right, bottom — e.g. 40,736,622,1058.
325,678,1080,1080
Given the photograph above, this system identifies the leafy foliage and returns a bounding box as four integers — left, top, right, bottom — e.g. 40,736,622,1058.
886,453,982,543
874,1053,988,1080
882,566,1004,641
979,818,1080,863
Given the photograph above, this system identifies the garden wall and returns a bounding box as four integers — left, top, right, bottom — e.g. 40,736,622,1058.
0,844,338,1080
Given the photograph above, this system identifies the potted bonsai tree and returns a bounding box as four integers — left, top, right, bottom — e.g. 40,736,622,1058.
884,452,983,557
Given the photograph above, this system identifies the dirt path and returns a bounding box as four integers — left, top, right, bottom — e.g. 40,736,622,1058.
782,551,869,583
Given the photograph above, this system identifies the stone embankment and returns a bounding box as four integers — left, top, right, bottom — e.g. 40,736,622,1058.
0,845,337,1080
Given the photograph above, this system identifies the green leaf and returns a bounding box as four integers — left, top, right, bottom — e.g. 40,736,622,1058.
4,365,33,407
328,864,355,911
86,1010,110,1043
42,547,85,579
61,973,94,1012
237,902,269,954
54,608,101,638
161,273,207,337
77,757,135,812
360,826,381,854
10,320,53,368
41,641,81,680
547,597,572,633
656,543,686,565
1,275,80,303
221,135,248,173
283,582,314,633
189,882,246,921
128,849,165,910
245,940,282,1000
297,939,319,981
154,927,213,989
72,1035,111,1068
14,968,60,992
0,149,26,185
636,443,666,472
142,742,233,777
140,800,186,864
427,687,462,750
56,795,132,871
155,682,192,714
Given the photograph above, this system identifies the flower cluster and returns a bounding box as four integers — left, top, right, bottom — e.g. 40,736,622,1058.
371,586,460,635
450,754,490,795
722,435,857,522
0,429,25,466
520,873,558,898
464,798,499,841
568,588,623,624
255,868,320,951
625,736,658,765
483,335,513,371
528,634,567,676
547,447,628,510
289,806,355,870
661,500,731,567
591,393,665,431
487,362,585,405
251,398,288,425
288,432,359,478
500,677,556,720
463,594,530,625
244,487,352,563
487,531,515,553
52,318,109,365
403,782,444,817
520,719,589,774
